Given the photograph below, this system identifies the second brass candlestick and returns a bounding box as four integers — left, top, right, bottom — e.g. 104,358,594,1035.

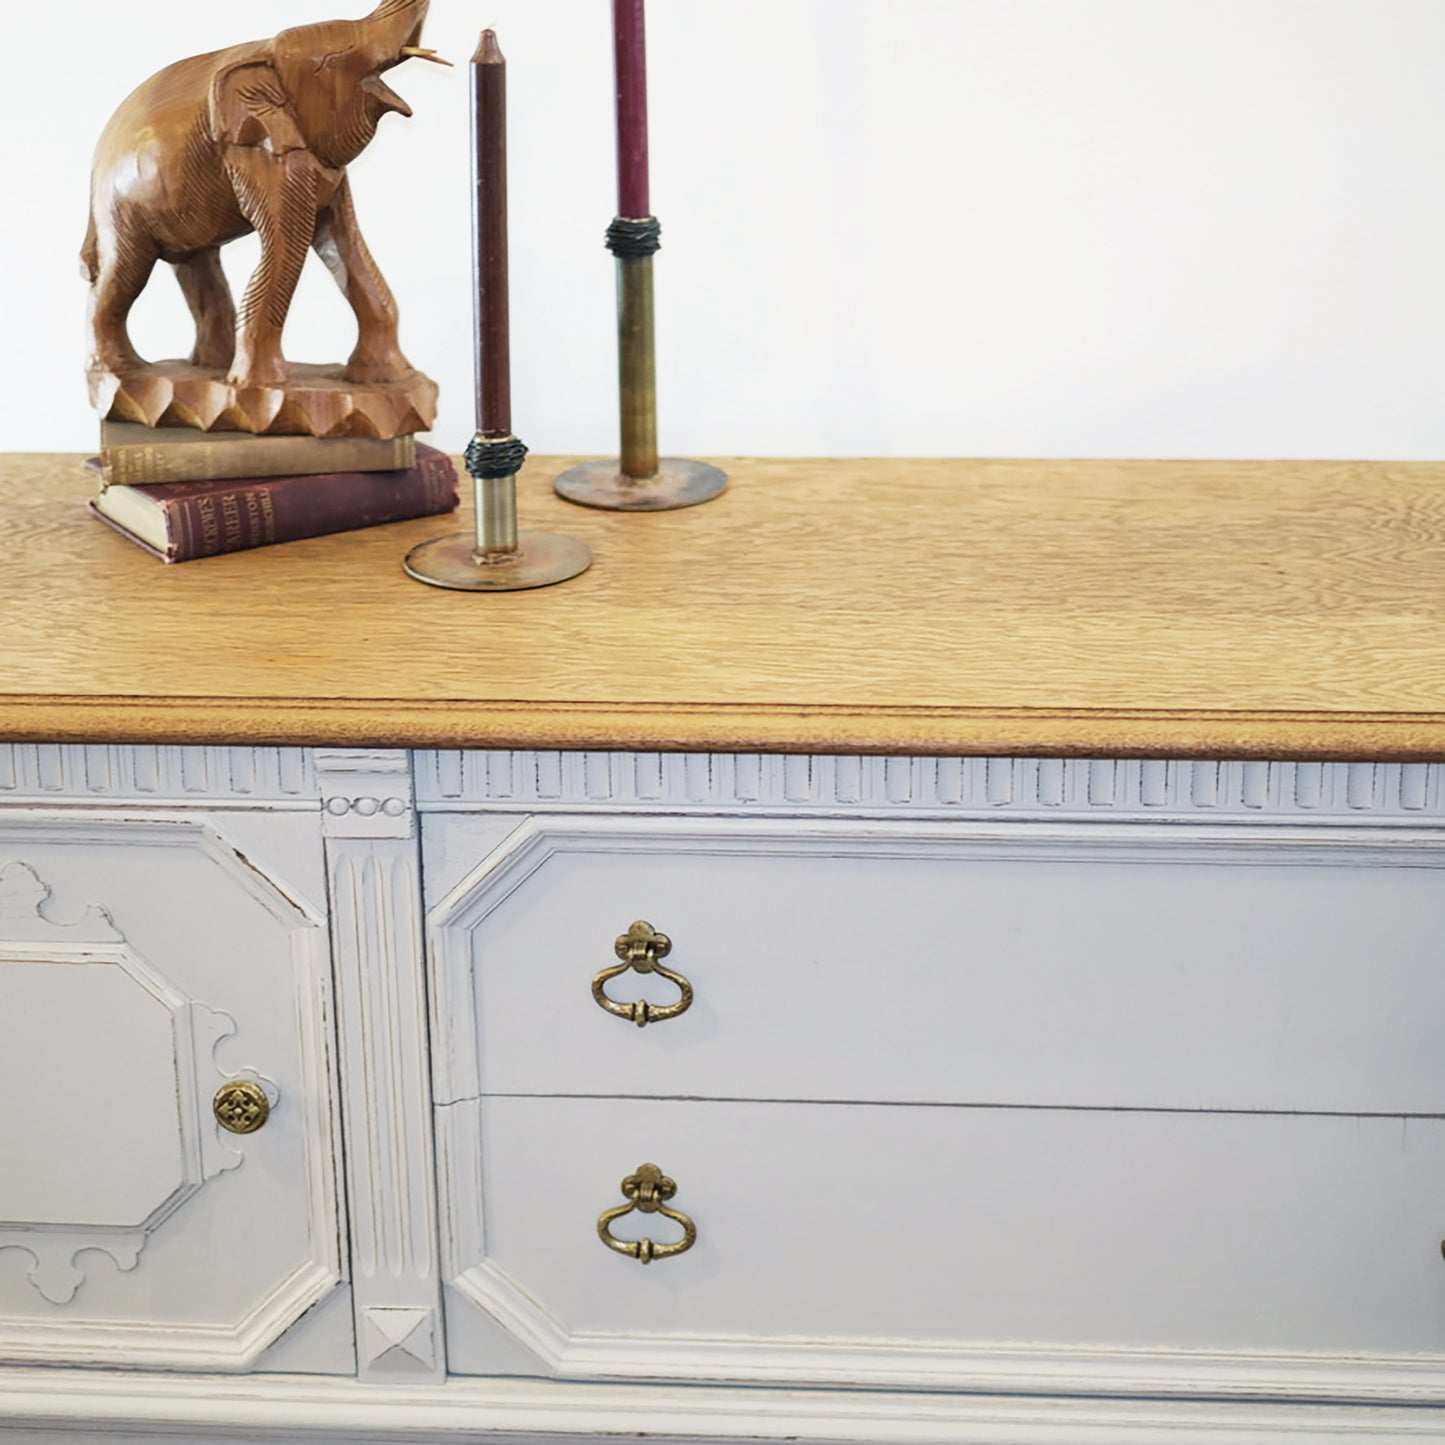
554,219,728,512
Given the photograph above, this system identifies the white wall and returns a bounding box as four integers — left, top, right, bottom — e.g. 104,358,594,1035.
5,0,1445,459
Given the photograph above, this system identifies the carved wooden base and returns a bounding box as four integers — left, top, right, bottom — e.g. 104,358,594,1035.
90,361,439,440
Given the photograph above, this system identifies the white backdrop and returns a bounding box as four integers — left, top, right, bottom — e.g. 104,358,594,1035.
4,0,1445,459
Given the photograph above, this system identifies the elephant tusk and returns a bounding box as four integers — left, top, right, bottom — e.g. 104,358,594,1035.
400,46,453,66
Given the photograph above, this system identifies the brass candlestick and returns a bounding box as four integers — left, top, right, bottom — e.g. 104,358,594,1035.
405,31,590,592
554,222,728,512
404,434,591,591
554,1,725,512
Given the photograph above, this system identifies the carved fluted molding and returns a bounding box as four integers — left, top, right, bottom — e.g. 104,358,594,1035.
316,749,442,1380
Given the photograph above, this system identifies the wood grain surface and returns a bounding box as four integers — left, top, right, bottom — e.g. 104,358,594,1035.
5,452,1445,757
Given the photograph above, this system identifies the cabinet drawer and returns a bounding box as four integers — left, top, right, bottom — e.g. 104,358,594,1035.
440,1095,1445,1396
427,815,1445,1113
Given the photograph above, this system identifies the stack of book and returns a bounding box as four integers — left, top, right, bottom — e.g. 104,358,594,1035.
88,422,460,563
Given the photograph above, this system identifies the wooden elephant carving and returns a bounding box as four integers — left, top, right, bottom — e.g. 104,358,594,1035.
82,0,446,435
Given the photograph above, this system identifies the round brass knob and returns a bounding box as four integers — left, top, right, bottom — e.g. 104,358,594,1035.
213,1079,271,1135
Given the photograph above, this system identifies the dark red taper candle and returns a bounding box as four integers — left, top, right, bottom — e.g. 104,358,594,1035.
473,30,512,436
613,0,651,218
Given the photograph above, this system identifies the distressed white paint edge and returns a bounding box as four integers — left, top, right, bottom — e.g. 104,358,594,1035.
1,1366,1443,1442
199,818,329,930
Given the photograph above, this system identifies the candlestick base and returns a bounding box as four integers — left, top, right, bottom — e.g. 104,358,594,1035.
403,530,593,591
553,458,728,512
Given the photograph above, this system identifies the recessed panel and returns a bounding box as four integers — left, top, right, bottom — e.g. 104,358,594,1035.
0,958,183,1227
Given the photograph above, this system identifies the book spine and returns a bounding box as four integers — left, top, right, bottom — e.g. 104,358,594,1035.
415,449,463,515
157,451,459,562
103,433,415,485
162,487,278,558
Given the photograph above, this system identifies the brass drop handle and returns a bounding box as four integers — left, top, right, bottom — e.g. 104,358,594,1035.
593,920,693,1027
213,1079,271,1135
597,1163,697,1264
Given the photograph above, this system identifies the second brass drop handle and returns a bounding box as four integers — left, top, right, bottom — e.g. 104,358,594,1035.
597,1162,697,1264
593,920,693,1027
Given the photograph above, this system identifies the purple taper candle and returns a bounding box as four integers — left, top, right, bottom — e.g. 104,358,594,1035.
613,0,651,218
473,29,512,438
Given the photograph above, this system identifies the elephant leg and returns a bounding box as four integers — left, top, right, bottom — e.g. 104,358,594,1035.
87,222,157,375
225,149,318,389
313,177,414,384
175,249,236,371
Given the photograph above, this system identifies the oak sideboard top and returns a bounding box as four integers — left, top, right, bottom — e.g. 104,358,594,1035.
4,451,1444,758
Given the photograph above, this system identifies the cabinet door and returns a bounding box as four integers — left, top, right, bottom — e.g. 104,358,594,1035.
0,813,350,1372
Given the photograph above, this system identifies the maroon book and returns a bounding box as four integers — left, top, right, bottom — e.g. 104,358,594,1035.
88,444,459,563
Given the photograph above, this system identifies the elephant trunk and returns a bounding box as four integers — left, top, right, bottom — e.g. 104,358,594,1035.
361,0,430,67
268,0,434,170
